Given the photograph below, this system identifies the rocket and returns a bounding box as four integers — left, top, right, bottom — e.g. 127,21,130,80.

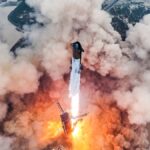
69,41,84,96
57,102,87,134
71,41,84,70
57,102,72,134
57,42,85,134
71,41,84,59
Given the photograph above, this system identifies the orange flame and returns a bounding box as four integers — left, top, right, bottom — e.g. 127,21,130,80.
71,120,91,150
40,121,63,143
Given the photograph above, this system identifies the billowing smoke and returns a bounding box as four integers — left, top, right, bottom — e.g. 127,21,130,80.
0,0,150,149
114,14,150,124
0,136,14,150
0,41,40,95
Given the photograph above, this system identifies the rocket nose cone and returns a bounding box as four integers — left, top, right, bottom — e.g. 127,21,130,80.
71,41,84,52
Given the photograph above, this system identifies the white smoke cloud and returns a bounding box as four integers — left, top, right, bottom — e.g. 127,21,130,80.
0,41,40,95
127,14,150,55
0,136,14,150
114,87,150,124
113,14,150,125
0,6,40,96
41,41,70,80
